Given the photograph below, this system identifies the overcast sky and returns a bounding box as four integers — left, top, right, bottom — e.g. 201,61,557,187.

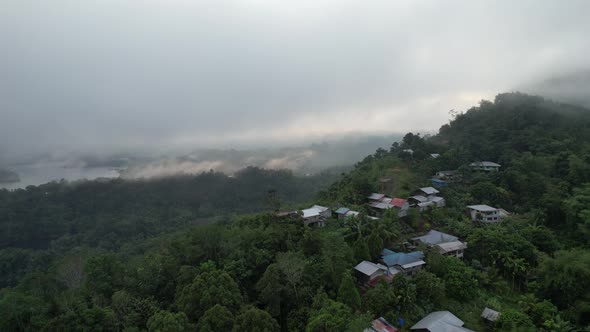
2,0,590,162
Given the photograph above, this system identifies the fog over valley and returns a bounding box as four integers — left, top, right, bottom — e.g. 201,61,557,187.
2,0,590,186
0,134,401,188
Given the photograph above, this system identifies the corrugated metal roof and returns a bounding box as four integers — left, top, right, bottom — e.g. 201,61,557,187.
372,202,392,210
368,193,386,200
370,317,399,332
312,205,329,211
302,205,329,218
467,204,497,212
409,195,428,203
354,261,386,276
436,241,467,253
346,210,360,217
470,161,501,167
401,260,426,269
335,207,350,214
412,230,458,245
419,187,440,195
382,250,425,267
390,198,407,208
410,311,474,332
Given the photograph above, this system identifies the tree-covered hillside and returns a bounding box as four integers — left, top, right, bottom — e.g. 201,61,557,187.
1,93,590,332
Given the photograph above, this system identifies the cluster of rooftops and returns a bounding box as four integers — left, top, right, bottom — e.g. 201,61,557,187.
354,229,467,286
290,161,508,228
364,310,479,332
278,160,506,331
356,227,495,331
365,186,446,221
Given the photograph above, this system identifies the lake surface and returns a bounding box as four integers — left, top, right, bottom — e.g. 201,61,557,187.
0,161,120,190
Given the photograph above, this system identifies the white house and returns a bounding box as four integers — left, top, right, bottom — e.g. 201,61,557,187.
467,205,502,223
435,241,467,258
301,205,330,226
469,161,501,172
430,196,446,208
411,230,466,258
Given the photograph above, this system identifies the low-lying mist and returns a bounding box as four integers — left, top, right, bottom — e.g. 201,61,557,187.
120,134,401,179
1,133,401,188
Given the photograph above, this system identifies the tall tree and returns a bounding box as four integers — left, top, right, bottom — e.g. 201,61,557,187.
175,269,243,321
232,306,279,332
196,305,234,332
147,310,192,332
337,272,361,310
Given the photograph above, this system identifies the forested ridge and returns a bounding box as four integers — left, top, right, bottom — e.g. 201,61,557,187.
1,93,590,331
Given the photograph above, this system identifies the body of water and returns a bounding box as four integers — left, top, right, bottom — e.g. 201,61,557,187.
0,162,120,190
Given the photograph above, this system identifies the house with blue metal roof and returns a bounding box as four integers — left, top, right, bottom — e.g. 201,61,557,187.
380,249,426,276
431,178,447,187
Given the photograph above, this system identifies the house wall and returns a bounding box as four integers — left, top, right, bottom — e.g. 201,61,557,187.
472,165,499,172
442,249,464,258
470,209,500,222
303,215,325,227
402,265,423,276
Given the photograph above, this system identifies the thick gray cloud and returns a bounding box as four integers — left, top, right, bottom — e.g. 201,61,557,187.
2,0,590,163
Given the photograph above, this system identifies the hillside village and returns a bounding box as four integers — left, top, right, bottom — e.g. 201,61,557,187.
2,94,590,332
284,160,508,331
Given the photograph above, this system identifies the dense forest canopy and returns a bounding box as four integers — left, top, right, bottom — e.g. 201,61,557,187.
1,93,590,331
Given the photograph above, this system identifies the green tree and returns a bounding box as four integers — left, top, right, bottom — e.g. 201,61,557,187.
538,249,590,309
564,184,590,239
366,232,383,261
196,305,234,332
256,264,285,318
496,308,535,331
362,280,396,316
44,306,118,332
427,254,477,300
175,269,243,321
337,273,361,310
306,300,352,332
413,270,445,307
320,233,354,290
353,238,371,262
147,310,191,332
84,253,124,302
276,252,306,299
111,290,158,330
232,306,279,332
0,289,48,332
